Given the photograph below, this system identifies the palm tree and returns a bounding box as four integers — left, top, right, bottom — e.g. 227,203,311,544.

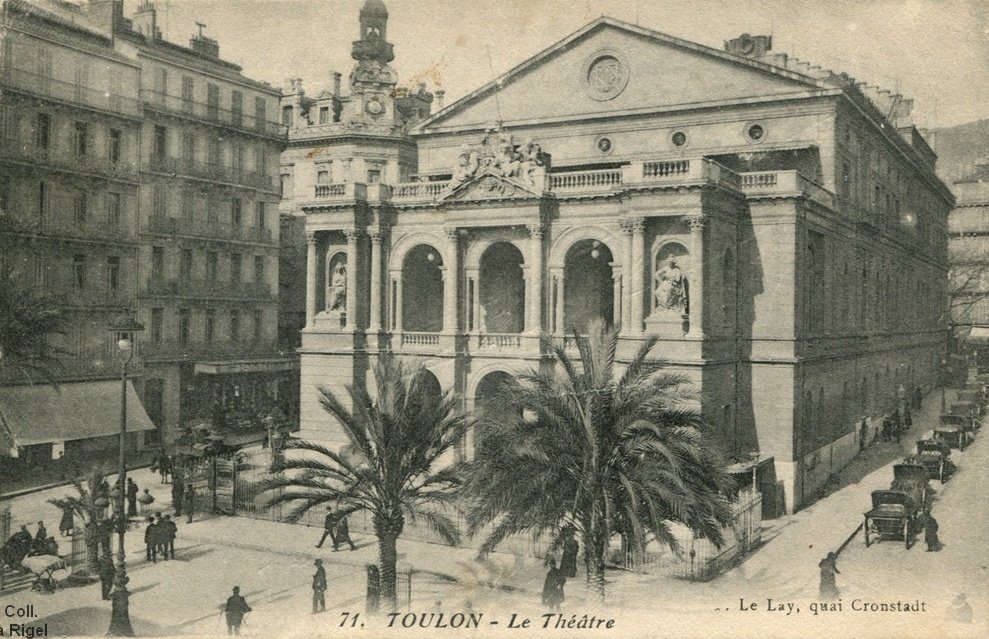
465,319,735,601
0,265,66,386
261,355,471,610
48,466,109,575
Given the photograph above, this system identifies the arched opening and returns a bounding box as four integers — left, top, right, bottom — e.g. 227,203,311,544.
473,371,518,457
564,239,614,332
479,243,525,334
402,244,443,332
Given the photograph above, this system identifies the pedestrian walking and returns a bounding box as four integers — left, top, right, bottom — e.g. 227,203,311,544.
541,558,566,612
312,559,327,613
144,517,160,563
98,551,115,600
126,478,139,517
138,488,155,515
891,412,902,443
818,552,840,600
859,418,868,451
904,408,913,431
315,508,338,549
184,484,196,524
161,515,177,560
560,526,578,579
224,586,252,636
334,515,356,551
925,514,940,551
914,387,923,409
881,418,892,443
59,505,74,536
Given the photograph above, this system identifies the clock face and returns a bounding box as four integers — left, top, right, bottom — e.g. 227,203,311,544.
366,98,384,115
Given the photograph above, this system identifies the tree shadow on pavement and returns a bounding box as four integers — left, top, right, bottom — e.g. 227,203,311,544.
38,606,173,637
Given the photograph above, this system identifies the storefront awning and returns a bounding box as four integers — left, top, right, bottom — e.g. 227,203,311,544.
0,380,156,448
194,357,299,375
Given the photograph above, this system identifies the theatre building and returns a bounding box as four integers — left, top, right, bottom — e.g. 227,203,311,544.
282,1,952,513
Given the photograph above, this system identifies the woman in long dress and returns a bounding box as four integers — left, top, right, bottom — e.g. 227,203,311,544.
541,558,566,611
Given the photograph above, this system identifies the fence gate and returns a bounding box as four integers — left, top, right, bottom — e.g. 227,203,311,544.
214,458,236,515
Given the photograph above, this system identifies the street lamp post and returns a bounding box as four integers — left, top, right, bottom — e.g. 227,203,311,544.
108,314,143,637
941,358,948,415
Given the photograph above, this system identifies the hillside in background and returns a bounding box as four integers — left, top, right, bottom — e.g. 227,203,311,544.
929,119,989,185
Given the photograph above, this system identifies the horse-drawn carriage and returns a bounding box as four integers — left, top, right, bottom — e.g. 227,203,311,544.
949,401,980,428
908,439,955,483
864,463,931,549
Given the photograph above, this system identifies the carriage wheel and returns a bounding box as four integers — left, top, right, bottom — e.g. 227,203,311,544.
939,461,945,483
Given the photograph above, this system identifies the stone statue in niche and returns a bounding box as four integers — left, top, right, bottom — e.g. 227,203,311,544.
328,263,347,311
654,256,688,313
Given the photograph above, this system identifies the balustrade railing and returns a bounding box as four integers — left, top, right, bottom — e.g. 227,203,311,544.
643,159,691,178
314,184,347,198
550,169,623,192
477,333,523,350
392,181,450,200
399,332,441,347
143,277,272,299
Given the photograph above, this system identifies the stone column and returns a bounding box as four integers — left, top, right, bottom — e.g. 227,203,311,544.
611,263,623,328
551,268,564,334
305,231,318,328
629,217,645,334
345,230,359,329
622,221,633,332
392,274,403,332
465,269,479,332
368,231,383,333
527,224,544,334
443,228,460,334
687,215,706,338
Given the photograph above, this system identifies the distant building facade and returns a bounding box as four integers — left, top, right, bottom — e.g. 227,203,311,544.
949,164,989,367
287,5,952,513
0,0,292,460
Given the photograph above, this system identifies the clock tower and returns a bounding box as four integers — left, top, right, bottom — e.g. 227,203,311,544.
349,0,398,124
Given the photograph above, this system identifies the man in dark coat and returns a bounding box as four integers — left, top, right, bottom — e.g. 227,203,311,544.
312,559,327,613
30,521,48,555
560,527,578,579
315,509,338,549
334,515,356,551
144,517,159,563
172,480,185,517
59,505,75,536
925,514,940,551
541,558,565,612
126,478,139,517
98,552,115,600
914,387,923,409
161,515,177,560
183,485,196,524
224,586,251,635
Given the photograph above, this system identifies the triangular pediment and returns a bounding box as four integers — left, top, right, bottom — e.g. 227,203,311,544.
441,169,543,202
420,18,826,131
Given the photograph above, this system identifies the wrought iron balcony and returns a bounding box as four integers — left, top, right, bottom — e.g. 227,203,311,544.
0,142,139,181
1,67,142,118
143,215,274,244
146,156,274,191
141,90,287,138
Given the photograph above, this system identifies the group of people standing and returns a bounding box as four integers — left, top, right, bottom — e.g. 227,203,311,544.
144,513,178,563
315,508,356,552
1,522,59,570
542,526,579,612
881,408,913,444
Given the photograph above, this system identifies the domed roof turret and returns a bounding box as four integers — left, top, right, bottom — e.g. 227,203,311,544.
361,0,388,17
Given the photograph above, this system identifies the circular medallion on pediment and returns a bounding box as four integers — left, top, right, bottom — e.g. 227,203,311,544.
583,50,629,101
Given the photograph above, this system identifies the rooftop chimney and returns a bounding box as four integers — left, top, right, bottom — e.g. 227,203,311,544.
190,22,220,58
332,72,342,98
435,90,445,110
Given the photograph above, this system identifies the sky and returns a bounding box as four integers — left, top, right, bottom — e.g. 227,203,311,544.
119,0,989,130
